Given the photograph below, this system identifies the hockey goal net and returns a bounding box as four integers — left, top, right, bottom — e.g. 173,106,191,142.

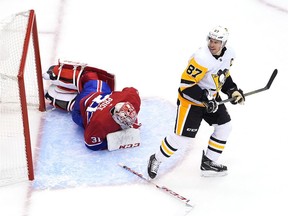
0,10,45,186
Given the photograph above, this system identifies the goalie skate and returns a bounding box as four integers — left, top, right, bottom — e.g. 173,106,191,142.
200,151,228,177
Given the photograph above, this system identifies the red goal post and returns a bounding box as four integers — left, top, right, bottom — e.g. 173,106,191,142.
0,10,45,185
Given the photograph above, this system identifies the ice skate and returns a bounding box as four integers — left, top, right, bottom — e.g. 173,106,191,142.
147,154,161,179
200,151,227,177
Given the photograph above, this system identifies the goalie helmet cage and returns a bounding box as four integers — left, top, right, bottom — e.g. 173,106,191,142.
0,10,45,186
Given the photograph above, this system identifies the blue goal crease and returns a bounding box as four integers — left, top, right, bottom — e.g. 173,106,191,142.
33,97,185,190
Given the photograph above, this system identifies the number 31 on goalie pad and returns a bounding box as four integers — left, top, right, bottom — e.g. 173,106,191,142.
107,128,141,151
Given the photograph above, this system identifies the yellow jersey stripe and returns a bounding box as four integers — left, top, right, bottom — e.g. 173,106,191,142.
161,140,174,156
208,140,225,150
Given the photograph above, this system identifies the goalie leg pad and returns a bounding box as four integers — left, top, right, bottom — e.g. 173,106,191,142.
45,84,77,111
43,60,87,91
81,67,115,91
107,128,141,151
43,60,115,92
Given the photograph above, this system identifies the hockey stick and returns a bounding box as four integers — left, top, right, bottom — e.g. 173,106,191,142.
118,163,194,207
218,69,278,105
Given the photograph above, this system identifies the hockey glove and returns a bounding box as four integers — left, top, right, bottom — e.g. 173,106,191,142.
203,99,218,113
201,90,218,113
229,89,245,105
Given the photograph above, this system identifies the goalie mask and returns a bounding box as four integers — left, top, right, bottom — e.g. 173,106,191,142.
111,102,137,129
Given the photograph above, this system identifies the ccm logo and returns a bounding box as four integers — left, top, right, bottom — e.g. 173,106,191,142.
186,128,197,132
119,143,140,149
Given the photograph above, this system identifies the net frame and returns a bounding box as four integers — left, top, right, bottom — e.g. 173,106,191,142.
0,9,45,185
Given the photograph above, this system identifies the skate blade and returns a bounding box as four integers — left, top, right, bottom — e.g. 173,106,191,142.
201,170,228,177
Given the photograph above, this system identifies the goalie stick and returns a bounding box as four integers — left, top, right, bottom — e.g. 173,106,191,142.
218,69,278,105
118,163,194,207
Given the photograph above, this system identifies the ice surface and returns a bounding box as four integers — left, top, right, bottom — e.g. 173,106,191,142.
0,0,288,216
33,98,186,190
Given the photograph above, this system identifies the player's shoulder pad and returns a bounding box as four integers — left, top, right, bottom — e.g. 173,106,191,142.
192,46,215,69
223,46,236,60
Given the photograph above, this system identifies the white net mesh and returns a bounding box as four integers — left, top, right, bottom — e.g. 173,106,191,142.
0,10,42,186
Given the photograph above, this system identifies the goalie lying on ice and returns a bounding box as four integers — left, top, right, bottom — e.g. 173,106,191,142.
43,60,141,151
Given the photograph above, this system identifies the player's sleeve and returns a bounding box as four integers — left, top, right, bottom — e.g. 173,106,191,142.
84,123,109,151
220,47,237,95
84,137,108,151
221,75,238,95
178,57,208,102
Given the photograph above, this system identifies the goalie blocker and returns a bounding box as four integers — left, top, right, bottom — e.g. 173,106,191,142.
107,128,140,151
